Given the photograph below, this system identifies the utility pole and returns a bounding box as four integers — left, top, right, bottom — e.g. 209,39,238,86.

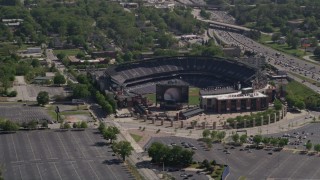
55,106,60,122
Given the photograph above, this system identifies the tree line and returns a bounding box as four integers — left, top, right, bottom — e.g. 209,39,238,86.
148,142,194,166
98,122,133,161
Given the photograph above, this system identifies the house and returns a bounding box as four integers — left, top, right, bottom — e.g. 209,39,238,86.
287,19,304,28
33,76,52,84
91,51,117,58
27,47,41,54
2,19,23,27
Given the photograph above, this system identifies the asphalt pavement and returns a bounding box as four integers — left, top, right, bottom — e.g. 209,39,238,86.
0,130,134,180
146,136,320,179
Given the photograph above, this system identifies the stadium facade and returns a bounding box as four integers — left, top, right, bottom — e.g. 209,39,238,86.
96,56,269,113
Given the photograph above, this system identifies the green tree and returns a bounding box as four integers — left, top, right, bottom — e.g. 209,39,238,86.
148,142,169,163
314,46,320,57
240,134,247,144
123,51,133,62
57,53,66,61
200,9,210,19
42,121,48,128
253,135,263,146
63,122,71,129
272,32,281,42
202,129,211,138
1,120,19,131
76,74,89,84
232,133,240,143
306,142,313,151
53,73,66,86
217,131,226,142
274,99,282,110
211,130,218,140
112,141,134,161
31,59,40,68
76,52,85,59
72,84,90,98
314,144,320,154
98,122,106,133
37,91,49,106
80,121,88,128
103,126,120,143
262,137,270,145
28,120,37,129
270,138,279,147
278,138,288,147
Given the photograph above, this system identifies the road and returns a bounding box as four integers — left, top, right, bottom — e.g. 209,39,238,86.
87,104,160,180
192,9,320,94
46,49,77,84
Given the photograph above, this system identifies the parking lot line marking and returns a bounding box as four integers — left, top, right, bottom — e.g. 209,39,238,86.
11,134,19,162
104,161,120,180
70,132,86,158
40,132,54,159
36,163,43,180
87,161,100,180
289,157,310,179
56,133,71,159
18,165,23,180
248,155,271,175
71,162,82,180
84,131,103,157
311,159,320,178
27,133,37,160
53,162,63,180
268,153,293,178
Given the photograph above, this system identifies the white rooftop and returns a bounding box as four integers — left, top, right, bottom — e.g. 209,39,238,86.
201,91,267,100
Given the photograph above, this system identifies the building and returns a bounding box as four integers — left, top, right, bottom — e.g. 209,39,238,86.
200,87,269,113
2,19,23,27
27,47,42,54
33,76,52,84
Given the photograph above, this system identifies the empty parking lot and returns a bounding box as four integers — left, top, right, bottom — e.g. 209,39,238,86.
146,136,320,179
0,129,134,180
0,103,53,124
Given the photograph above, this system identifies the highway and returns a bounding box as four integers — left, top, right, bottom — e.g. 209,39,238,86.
191,9,320,93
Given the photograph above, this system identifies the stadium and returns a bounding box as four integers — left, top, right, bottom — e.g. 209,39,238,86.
101,56,270,114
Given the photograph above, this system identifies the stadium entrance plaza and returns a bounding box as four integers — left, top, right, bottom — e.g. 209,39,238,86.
114,109,320,179
115,108,310,139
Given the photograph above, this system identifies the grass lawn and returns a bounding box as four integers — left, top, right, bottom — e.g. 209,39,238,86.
259,34,272,43
47,110,57,120
239,176,247,180
60,111,90,116
146,93,156,103
258,34,305,57
286,80,318,99
130,133,143,142
47,110,90,121
289,72,320,87
53,49,82,56
243,22,256,29
189,87,199,105
188,163,200,168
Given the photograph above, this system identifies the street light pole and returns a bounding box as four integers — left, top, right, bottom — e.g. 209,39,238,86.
163,161,165,172
55,106,60,122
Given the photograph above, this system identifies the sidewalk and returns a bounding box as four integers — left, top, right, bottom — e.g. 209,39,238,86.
106,117,160,180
